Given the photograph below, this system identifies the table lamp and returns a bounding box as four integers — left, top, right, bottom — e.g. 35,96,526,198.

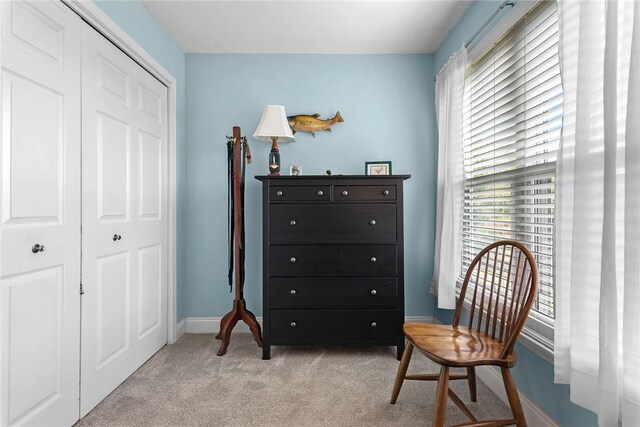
252,105,295,175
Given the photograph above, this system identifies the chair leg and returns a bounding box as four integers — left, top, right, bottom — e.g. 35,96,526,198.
466,366,477,402
390,341,413,404
501,367,527,427
432,366,450,427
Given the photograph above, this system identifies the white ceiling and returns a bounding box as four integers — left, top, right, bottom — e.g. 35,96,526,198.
141,0,472,54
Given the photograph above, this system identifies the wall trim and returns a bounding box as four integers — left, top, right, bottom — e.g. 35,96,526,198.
62,0,180,344
182,315,434,334
476,366,558,427
176,319,186,342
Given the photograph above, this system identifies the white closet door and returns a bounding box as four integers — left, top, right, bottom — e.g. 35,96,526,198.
80,23,168,416
0,1,81,426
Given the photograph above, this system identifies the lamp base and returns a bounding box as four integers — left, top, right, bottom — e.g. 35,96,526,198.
268,137,280,175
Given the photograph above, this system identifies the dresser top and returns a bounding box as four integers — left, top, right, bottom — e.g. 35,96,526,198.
255,174,411,181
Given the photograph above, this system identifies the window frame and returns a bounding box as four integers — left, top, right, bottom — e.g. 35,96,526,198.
459,0,559,361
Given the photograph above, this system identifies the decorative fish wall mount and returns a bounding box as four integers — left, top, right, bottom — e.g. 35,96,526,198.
287,111,344,137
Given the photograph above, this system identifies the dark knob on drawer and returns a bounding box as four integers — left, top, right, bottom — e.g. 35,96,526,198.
290,220,296,226
290,321,297,328
370,257,377,263
341,190,348,196
371,322,377,328
31,243,45,253
290,257,297,263
317,190,324,196
370,289,377,295
276,190,283,196
290,289,297,295
369,219,376,226
382,189,390,196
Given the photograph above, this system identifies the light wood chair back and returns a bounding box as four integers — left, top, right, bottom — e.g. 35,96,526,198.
453,240,538,360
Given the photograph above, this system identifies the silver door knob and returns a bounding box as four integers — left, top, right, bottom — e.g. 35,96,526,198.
371,322,377,328
370,289,377,295
317,190,324,196
369,219,376,226
370,257,377,263
290,289,297,295
113,234,122,241
276,190,283,196
290,321,297,328
290,257,297,263
31,244,45,253
382,189,390,196
341,190,348,196
290,220,296,226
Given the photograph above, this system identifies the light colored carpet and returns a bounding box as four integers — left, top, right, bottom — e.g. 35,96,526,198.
75,333,512,426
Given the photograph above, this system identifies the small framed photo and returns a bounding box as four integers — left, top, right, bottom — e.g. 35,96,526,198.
289,164,302,176
365,161,392,176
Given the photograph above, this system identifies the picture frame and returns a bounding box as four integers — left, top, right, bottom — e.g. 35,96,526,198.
289,164,302,176
365,161,392,176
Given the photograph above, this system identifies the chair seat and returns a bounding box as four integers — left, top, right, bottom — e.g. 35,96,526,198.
403,322,517,368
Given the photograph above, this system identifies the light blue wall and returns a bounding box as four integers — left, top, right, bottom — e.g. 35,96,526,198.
433,2,597,426
185,54,438,319
93,1,187,321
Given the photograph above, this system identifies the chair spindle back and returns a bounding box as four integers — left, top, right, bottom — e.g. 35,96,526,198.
453,240,538,359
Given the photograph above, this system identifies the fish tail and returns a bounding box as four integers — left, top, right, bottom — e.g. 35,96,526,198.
334,111,344,123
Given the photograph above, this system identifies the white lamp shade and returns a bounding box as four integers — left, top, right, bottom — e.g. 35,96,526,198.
252,105,295,143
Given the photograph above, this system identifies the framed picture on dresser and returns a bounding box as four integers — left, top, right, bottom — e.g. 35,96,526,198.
365,161,392,175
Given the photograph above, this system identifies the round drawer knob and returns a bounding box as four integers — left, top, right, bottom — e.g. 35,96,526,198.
31,243,46,253
290,257,297,263
371,322,377,328
342,190,348,196
370,257,377,263
370,289,377,295
290,289,297,295
276,190,283,196
369,219,376,226
290,321,297,328
383,189,390,196
290,220,296,226
317,190,324,196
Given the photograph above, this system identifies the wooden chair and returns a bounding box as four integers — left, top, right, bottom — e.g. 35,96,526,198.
390,240,538,427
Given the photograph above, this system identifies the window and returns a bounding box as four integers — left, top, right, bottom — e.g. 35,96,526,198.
462,0,561,324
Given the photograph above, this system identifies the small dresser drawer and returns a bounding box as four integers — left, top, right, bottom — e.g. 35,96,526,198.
270,185,331,201
269,277,397,308
270,203,396,243
270,309,397,338
334,185,396,201
269,244,397,276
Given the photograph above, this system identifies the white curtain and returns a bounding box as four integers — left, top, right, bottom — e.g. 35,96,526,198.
431,47,467,309
554,1,640,426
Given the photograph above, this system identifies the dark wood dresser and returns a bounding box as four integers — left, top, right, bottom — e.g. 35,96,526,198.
256,175,410,360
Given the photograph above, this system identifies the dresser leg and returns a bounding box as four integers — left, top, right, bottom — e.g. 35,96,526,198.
262,345,271,360
396,340,405,361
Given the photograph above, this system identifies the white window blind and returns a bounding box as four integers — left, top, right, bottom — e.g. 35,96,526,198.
462,0,561,319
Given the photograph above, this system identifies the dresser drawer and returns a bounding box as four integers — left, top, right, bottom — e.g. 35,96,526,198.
269,277,397,308
269,245,397,276
334,185,396,201
270,309,398,339
269,185,331,201
270,204,396,243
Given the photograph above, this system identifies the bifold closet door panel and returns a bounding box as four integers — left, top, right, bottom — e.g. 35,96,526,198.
80,23,168,417
0,1,82,426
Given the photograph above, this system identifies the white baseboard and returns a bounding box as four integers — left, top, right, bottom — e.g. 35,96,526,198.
184,316,264,334
175,318,186,341
476,366,558,427
181,315,434,335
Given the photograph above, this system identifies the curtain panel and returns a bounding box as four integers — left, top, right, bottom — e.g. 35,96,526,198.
431,47,467,309
554,1,640,425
